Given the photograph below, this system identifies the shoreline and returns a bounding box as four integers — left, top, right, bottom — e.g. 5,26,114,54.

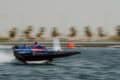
0,41,120,47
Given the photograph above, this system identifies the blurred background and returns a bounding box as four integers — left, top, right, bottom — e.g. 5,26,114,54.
0,0,120,42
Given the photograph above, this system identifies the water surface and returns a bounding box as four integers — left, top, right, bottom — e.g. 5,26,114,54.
0,46,120,80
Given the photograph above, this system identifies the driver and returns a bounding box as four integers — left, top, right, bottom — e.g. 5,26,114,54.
32,42,47,51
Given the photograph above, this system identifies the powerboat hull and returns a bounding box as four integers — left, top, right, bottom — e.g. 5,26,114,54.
13,50,80,63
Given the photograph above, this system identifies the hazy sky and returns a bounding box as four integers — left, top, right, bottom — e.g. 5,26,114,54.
0,0,120,36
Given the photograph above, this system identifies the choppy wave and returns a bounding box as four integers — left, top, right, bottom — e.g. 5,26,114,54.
0,46,120,80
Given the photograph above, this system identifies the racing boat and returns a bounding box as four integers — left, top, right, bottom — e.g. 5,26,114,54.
13,39,80,63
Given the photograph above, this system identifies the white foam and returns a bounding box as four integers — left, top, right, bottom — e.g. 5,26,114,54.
0,45,12,49
0,51,15,64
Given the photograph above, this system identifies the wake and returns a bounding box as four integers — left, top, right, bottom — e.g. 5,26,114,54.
0,52,15,64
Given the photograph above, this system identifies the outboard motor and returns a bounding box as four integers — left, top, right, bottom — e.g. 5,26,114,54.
53,38,62,51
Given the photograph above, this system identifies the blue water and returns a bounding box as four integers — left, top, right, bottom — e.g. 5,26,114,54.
0,47,120,80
